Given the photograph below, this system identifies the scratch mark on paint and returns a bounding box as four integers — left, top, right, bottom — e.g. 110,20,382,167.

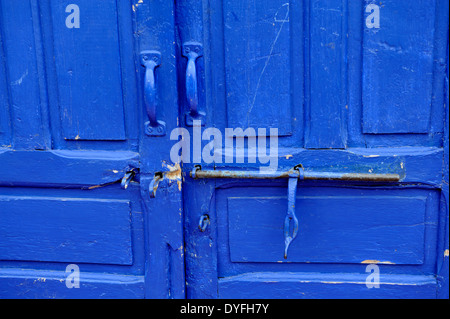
11,69,28,86
246,4,289,125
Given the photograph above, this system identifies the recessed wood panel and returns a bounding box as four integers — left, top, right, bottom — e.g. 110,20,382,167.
0,196,132,265
223,0,292,136
228,195,426,264
362,0,435,134
50,0,126,140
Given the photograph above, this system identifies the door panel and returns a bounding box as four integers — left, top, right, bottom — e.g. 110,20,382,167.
226,191,428,265
0,0,448,300
185,0,449,299
0,0,182,299
348,0,447,148
0,196,133,265
218,272,437,299
50,1,127,141
362,0,435,134
223,0,292,136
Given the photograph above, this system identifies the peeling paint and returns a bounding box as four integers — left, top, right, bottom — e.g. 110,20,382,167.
444,249,449,257
132,0,144,12
361,260,395,265
163,162,182,191
363,155,380,158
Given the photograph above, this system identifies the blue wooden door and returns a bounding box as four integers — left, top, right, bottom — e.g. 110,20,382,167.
184,0,449,299
0,0,448,300
0,0,184,298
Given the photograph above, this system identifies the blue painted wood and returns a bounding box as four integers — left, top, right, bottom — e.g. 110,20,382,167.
0,269,144,299
0,196,132,265
437,38,449,299
348,0,448,148
223,0,292,136
50,0,126,141
362,0,435,134
0,12,11,148
0,0,183,299
218,272,437,299
185,0,448,299
305,0,346,149
0,0,447,299
0,184,146,276
135,0,185,299
228,194,426,264
0,0,49,150
0,150,139,187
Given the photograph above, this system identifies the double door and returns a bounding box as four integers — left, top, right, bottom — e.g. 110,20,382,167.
0,0,448,299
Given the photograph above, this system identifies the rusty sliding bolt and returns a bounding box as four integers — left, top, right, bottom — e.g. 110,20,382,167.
190,165,400,182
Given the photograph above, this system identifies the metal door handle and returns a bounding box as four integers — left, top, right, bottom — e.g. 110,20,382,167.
182,42,205,126
140,51,166,136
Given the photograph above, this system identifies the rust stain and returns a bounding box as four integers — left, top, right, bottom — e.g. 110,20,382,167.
162,162,182,191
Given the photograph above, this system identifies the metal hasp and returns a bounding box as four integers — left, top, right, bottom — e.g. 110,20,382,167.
120,170,136,190
191,165,401,259
198,214,210,232
140,51,166,136
285,168,300,259
182,42,205,126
